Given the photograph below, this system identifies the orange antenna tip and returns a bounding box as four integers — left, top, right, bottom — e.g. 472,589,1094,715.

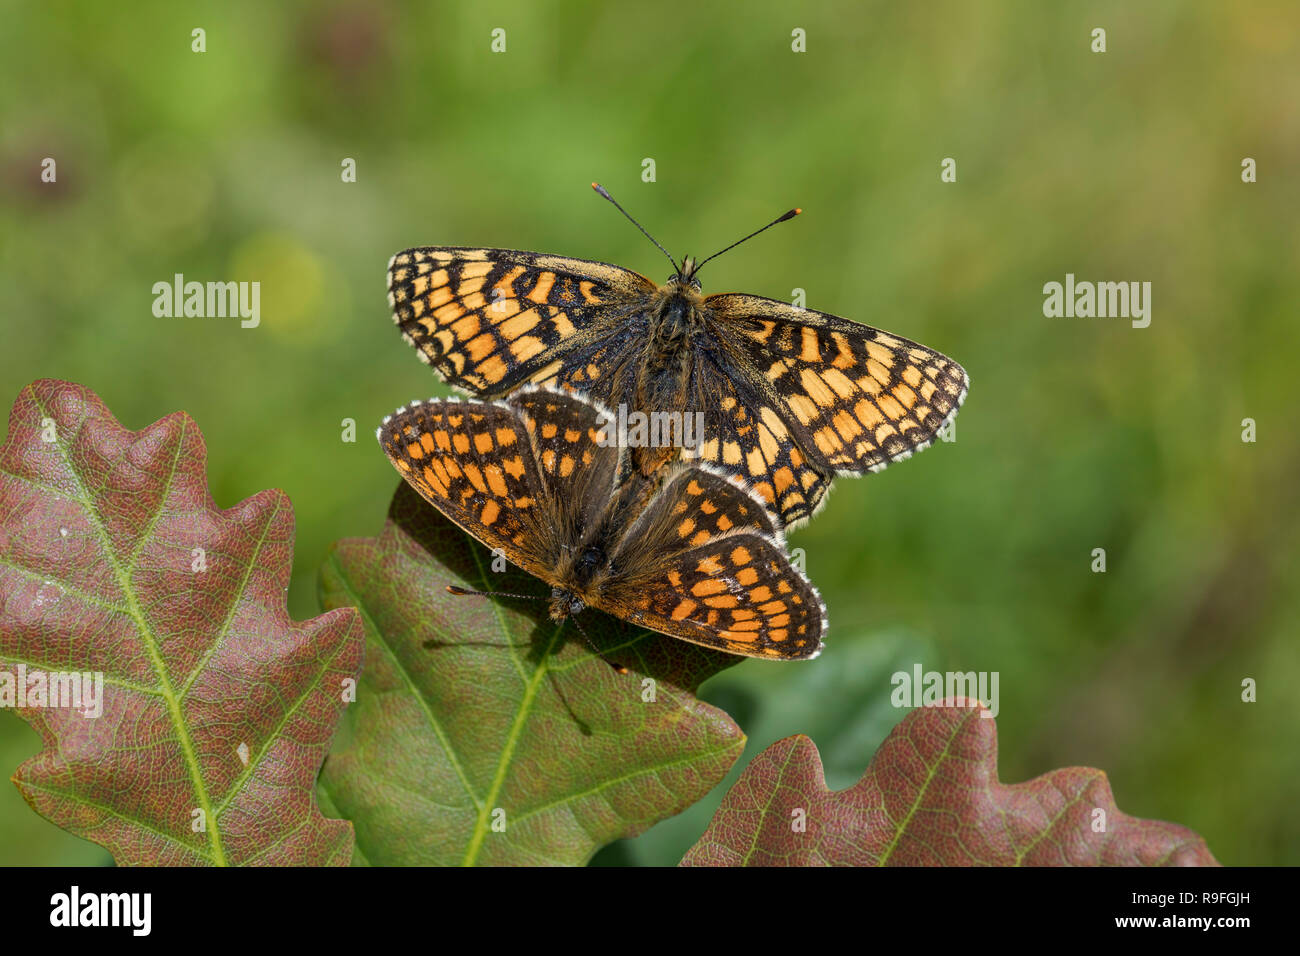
694,206,804,272
589,181,677,271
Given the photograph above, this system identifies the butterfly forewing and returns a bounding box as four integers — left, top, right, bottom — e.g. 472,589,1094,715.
525,333,642,409
377,398,556,579
387,233,968,534
388,247,655,397
711,294,968,474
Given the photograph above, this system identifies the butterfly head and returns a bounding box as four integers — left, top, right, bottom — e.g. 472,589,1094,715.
670,257,704,292
549,587,586,620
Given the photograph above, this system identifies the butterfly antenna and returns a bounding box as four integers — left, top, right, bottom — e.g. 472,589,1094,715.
446,585,545,601
591,182,679,275
693,207,802,274
570,613,629,674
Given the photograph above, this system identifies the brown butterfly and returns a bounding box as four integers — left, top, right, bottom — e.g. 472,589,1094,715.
387,184,968,529
378,386,824,661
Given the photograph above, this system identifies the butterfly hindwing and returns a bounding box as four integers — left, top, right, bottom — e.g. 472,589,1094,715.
388,247,656,397
616,465,778,551
602,466,824,660
683,356,832,528
710,293,969,475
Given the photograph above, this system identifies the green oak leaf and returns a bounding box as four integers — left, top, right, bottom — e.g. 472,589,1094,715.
682,699,1219,866
318,481,747,866
0,380,364,866
607,630,932,866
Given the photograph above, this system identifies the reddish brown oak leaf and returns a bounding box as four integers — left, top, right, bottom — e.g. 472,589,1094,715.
0,380,364,866
681,700,1219,866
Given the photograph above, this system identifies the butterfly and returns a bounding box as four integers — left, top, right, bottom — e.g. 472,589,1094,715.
387,184,968,530
377,386,825,661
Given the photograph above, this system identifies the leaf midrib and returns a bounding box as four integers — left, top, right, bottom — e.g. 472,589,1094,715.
331,518,728,866
32,393,227,865
875,707,970,866
460,619,566,866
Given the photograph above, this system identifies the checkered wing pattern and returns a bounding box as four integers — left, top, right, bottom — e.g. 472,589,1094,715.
387,242,968,534
603,466,824,660
504,388,622,531
682,359,832,529
710,294,969,475
376,398,557,578
387,247,656,397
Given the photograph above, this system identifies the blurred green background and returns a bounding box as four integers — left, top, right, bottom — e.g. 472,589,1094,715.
2,0,1297,866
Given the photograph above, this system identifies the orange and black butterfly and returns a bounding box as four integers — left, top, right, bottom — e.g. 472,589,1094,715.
377,387,824,661
386,184,968,530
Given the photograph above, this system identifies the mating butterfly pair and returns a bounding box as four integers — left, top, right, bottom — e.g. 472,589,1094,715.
379,186,967,660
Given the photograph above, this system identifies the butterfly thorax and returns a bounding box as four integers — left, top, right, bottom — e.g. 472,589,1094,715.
646,280,705,353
